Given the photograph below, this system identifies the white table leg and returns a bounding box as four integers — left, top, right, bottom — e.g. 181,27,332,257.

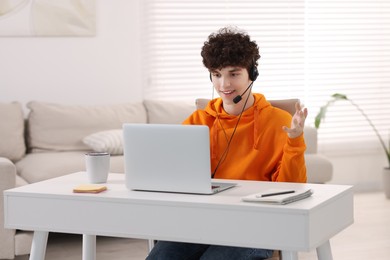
316,240,333,260
281,250,298,260
82,234,96,260
29,231,48,260
148,239,155,252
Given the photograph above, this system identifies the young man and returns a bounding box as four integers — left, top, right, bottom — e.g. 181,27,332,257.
146,27,308,260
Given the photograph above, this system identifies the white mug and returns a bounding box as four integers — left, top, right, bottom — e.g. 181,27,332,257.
85,152,110,183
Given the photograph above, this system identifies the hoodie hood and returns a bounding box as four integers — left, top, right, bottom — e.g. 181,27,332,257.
204,93,272,158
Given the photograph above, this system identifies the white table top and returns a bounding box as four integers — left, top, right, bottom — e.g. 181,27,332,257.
6,172,350,209
4,172,354,251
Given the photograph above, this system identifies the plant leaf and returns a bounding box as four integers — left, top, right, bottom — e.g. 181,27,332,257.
315,106,327,128
315,93,348,129
332,93,348,100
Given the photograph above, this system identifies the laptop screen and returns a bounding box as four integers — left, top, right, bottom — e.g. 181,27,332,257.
122,124,215,194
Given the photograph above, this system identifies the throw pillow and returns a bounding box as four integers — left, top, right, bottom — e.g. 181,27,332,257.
83,129,123,155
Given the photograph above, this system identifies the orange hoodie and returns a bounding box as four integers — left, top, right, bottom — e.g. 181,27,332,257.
182,93,307,183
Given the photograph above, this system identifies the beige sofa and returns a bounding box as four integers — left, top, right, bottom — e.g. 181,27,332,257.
0,99,332,259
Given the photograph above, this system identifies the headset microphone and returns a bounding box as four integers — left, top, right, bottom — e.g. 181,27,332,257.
233,81,254,104
232,95,242,104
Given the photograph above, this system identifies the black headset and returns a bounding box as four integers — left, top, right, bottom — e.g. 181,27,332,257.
209,62,259,82
209,61,259,178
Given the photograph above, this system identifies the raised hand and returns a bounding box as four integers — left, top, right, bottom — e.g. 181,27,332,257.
282,102,308,138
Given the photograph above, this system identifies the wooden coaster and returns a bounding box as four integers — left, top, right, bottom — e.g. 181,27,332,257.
73,184,107,193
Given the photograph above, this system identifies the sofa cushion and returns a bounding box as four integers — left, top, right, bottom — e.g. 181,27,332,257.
15,175,29,187
16,152,125,183
27,101,147,152
83,129,123,155
0,102,26,161
144,100,195,124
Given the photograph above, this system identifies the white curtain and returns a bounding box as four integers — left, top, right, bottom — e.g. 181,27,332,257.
142,0,390,155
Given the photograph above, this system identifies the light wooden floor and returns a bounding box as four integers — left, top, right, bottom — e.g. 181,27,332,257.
299,191,390,260
14,191,390,260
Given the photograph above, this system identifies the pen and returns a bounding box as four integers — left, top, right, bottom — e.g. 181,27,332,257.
258,190,295,198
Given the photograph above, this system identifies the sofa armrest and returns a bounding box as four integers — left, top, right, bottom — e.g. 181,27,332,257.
304,126,317,154
305,154,333,183
303,127,333,183
0,157,17,188
0,157,17,259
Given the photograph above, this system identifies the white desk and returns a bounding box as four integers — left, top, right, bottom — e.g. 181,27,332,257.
4,172,353,260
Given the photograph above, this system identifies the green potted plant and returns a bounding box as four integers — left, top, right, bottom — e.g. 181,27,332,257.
315,93,390,198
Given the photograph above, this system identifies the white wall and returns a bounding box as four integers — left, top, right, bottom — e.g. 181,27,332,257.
0,0,385,193
1,0,143,107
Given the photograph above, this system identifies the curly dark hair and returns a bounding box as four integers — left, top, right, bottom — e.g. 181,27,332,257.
201,27,260,73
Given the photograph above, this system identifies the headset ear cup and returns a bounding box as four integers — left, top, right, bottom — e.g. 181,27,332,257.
250,66,259,81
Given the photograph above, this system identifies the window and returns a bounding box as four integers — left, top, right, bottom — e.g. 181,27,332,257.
142,0,390,155
305,0,390,154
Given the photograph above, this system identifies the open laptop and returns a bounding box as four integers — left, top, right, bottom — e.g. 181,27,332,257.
122,123,236,194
